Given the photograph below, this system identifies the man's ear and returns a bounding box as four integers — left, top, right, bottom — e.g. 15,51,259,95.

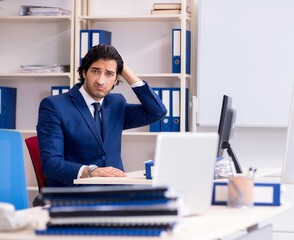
114,77,119,86
82,71,87,79
111,78,119,90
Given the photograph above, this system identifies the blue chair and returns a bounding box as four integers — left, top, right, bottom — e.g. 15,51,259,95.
0,129,29,210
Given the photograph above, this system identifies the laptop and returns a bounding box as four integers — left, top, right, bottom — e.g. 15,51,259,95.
152,132,218,216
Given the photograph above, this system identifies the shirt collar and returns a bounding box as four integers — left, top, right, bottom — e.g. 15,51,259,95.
79,84,103,107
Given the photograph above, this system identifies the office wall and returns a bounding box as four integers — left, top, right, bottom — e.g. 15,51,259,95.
196,0,294,127
194,0,290,171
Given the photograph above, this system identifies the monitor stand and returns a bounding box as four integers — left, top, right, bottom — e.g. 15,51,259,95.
224,142,243,174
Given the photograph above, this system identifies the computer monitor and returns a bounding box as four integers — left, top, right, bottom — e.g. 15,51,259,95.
217,95,242,173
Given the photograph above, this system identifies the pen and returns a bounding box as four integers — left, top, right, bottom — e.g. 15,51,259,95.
247,167,257,178
252,168,257,177
247,167,252,177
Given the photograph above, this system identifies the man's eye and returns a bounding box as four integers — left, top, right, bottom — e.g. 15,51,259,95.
91,69,99,74
107,72,114,77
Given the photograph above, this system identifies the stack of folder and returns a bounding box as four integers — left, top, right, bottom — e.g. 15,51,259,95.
19,5,71,16
151,3,191,17
20,64,70,73
150,87,189,132
35,185,182,236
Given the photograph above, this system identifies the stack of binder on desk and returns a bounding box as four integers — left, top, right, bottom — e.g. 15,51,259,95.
35,185,182,236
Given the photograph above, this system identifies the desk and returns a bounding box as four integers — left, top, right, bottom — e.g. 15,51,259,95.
73,170,151,185
0,203,291,240
73,168,282,185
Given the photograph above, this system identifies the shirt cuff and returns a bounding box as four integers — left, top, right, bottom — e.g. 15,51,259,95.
78,165,87,178
131,80,145,88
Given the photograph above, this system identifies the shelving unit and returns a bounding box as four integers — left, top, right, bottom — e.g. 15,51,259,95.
1,0,195,201
0,1,75,132
74,0,194,134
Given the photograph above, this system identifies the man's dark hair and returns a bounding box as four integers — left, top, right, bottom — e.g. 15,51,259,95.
78,44,124,85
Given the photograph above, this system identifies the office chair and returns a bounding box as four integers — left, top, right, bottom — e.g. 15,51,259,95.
25,135,46,206
0,129,29,210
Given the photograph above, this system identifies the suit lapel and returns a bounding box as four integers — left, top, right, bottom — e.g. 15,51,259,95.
101,97,110,143
69,84,105,150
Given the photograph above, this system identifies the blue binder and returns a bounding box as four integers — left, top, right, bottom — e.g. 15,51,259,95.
160,88,172,131
171,88,189,132
172,29,191,74
150,88,162,132
91,29,112,47
80,29,91,63
185,88,189,131
80,29,112,64
212,181,281,206
51,86,70,96
36,226,166,236
0,87,16,129
171,88,180,132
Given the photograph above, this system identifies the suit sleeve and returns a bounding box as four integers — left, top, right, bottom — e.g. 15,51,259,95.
123,81,167,130
37,97,82,186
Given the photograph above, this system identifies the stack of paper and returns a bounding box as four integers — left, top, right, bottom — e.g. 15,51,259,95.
20,64,70,73
19,5,71,16
36,185,182,236
151,2,191,16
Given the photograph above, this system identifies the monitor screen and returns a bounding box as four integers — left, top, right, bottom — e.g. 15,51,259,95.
217,95,242,173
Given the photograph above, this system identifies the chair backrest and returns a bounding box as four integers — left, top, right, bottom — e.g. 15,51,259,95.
25,136,47,191
0,129,29,210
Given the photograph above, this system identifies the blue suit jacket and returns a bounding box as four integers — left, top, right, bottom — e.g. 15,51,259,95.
37,82,167,187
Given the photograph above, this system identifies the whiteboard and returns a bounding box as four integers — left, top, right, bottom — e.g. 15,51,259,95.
197,0,294,127
282,86,294,183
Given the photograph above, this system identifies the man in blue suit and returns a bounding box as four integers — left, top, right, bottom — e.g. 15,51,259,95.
37,44,167,187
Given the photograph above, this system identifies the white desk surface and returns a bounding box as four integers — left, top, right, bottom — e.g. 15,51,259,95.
0,202,291,240
73,168,282,185
251,167,282,178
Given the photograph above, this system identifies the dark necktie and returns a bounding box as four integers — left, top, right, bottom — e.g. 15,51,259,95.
92,102,103,140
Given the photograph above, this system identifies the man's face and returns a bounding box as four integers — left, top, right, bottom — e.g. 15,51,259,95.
83,59,118,101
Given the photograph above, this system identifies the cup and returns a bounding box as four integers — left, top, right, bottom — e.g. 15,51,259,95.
227,174,254,208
